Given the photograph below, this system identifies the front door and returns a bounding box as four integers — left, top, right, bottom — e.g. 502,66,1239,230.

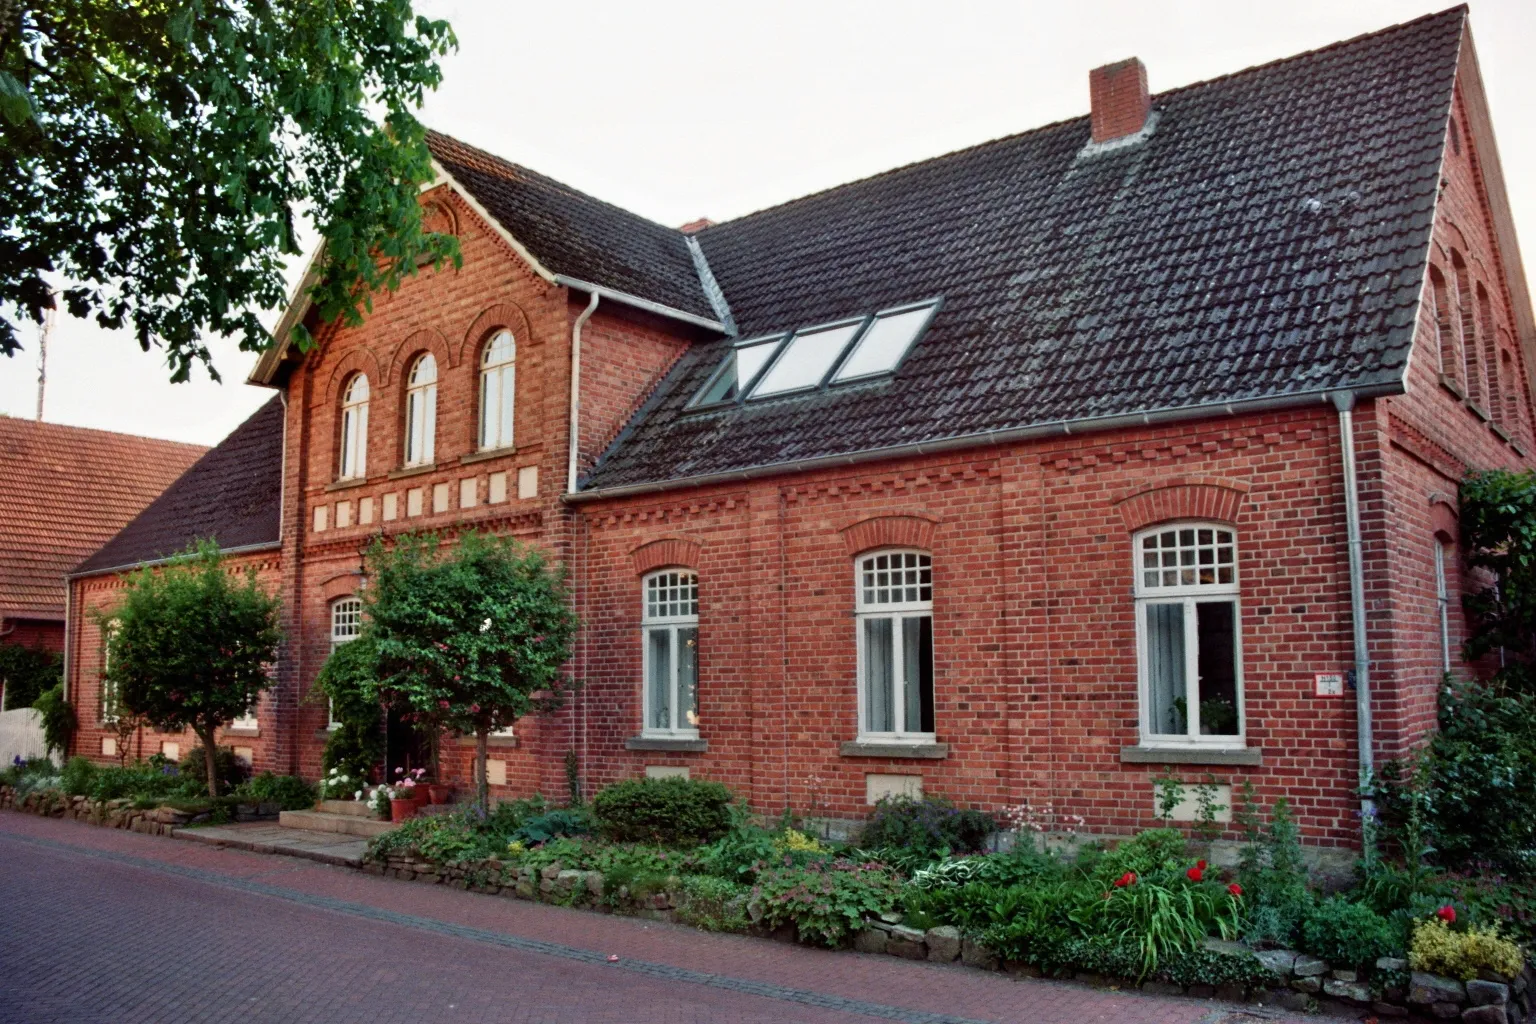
385,707,432,781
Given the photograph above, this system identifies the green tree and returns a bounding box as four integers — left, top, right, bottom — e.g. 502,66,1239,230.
1459,469,1536,692
363,531,578,812
312,631,386,785
0,640,60,710
101,542,282,796
1,1,457,377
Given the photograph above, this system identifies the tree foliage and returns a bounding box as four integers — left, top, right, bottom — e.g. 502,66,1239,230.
1459,469,1536,692
312,631,385,783
0,640,60,711
101,542,282,796
1,1,458,377
362,531,578,811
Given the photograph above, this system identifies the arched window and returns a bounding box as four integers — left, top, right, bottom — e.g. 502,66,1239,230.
328,597,363,729
1478,285,1500,424
479,330,516,451
1134,524,1244,746
1430,266,1460,388
1434,540,1452,674
642,570,699,737
339,374,370,480
855,550,934,741
1453,253,1484,409
404,353,437,466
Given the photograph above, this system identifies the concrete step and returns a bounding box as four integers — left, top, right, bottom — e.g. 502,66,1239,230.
278,810,396,839
317,799,376,818
175,823,372,868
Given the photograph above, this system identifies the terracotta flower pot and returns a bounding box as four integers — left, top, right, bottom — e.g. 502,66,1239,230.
390,797,417,822
411,786,431,810
428,784,454,805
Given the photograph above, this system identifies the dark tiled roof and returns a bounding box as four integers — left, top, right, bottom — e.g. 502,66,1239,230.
74,397,284,576
0,420,206,619
583,7,1464,490
426,130,718,321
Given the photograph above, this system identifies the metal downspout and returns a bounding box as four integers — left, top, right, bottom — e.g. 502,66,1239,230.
568,292,601,495
1332,391,1376,845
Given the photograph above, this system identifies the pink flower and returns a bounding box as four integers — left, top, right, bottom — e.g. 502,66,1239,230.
438,700,450,709
1437,905,1456,924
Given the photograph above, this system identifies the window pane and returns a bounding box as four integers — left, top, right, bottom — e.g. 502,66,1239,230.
1145,603,1186,735
833,306,933,380
863,616,894,733
678,627,699,730
693,338,783,406
479,367,497,448
752,322,862,396
498,365,514,447
647,627,672,730
903,615,934,734
1195,601,1239,736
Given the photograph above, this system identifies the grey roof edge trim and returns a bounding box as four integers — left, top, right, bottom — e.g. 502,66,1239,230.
66,541,283,582
568,381,1404,504
684,237,736,335
552,275,731,334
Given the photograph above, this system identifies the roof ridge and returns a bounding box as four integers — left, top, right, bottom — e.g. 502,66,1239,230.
0,415,209,450
696,5,1468,234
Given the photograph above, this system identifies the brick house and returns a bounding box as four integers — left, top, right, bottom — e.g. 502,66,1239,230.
0,417,203,708
65,8,1536,847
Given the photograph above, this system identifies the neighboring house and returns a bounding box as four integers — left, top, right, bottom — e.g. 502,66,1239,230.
0,417,203,707
66,8,1536,846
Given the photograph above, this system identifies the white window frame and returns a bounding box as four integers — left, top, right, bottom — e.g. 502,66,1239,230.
100,622,120,724
854,549,935,743
231,698,259,732
339,373,370,480
1133,523,1246,749
640,570,700,738
478,330,516,451
1434,540,1452,673
404,353,437,467
328,597,363,730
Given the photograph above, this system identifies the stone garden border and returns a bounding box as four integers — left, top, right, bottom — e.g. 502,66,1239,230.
1,783,280,835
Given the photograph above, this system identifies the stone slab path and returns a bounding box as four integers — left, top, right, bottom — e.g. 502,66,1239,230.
174,820,371,866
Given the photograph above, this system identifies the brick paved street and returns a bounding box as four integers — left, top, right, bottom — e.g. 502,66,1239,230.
0,812,1305,1024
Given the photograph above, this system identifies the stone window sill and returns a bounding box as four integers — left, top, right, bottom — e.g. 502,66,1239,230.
1120,745,1261,766
626,735,707,753
1439,374,1465,400
223,727,260,738
840,740,948,760
459,447,518,466
1492,422,1513,442
325,477,370,493
1468,399,1492,422
455,733,520,749
388,463,436,480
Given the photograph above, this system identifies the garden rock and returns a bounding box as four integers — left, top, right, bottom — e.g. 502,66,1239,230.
1203,938,1249,957
1378,957,1411,973
1269,990,1311,1012
1470,982,1513,1008
853,928,887,955
1463,1007,1509,1024
1291,977,1321,994
1412,973,1468,1006
925,926,961,963
1254,949,1298,978
1332,969,1359,983
1372,1002,1409,1017
1432,1002,1463,1019
540,862,563,881
582,871,604,898
1294,955,1329,978
1322,979,1372,1005
886,927,926,961
1215,983,1245,1003
961,938,998,971
1142,982,1183,998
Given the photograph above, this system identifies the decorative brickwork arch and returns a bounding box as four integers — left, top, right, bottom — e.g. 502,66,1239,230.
1429,496,1459,543
630,537,702,576
319,571,363,602
839,513,938,556
384,327,454,384
1113,476,1249,532
420,197,459,239
320,348,383,408
457,302,537,367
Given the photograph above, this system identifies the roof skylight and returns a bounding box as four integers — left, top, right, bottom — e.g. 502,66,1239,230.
689,335,785,407
751,320,864,397
832,303,936,381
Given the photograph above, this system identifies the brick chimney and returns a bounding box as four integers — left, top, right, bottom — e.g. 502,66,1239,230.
678,218,715,235
1089,58,1150,143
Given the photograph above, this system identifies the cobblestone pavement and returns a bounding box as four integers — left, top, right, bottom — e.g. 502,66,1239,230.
0,811,1307,1024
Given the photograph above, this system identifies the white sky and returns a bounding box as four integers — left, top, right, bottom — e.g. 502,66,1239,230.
3,0,1532,446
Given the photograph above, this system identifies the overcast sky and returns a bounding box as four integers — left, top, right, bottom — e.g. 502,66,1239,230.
3,0,1532,446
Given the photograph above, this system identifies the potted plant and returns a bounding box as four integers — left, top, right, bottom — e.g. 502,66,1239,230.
387,781,417,822
366,785,392,820
427,780,455,805
394,767,429,810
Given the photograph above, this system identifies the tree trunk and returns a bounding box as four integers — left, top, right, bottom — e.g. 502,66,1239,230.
476,726,489,814
198,725,219,798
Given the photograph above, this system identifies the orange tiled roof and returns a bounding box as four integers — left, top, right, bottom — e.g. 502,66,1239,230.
0,417,206,622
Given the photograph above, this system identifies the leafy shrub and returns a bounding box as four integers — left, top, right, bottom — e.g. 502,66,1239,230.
675,874,750,932
32,683,75,757
749,858,904,947
235,772,316,810
1084,828,1188,883
1095,876,1242,977
511,808,591,845
858,796,997,870
314,633,385,783
1157,946,1275,989
1236,795,1313,947
700,822,782,882
0,641,61,711
1299,897,1401,969
1411,918,1525,981
177,745,250,795
59,756,98,796
592,777,733,846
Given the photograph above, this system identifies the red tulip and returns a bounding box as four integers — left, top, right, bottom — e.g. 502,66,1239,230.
1197,859,1207,870
1115,871,1137,888
1437,905,1456,924
1227,883,1243,897
1187,866,1204,882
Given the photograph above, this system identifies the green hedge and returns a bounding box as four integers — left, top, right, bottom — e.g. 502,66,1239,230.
591,777,733,846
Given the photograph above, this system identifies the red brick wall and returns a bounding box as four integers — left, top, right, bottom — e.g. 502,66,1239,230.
67,552,284,771
2,619,63,654
576,308,692,478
